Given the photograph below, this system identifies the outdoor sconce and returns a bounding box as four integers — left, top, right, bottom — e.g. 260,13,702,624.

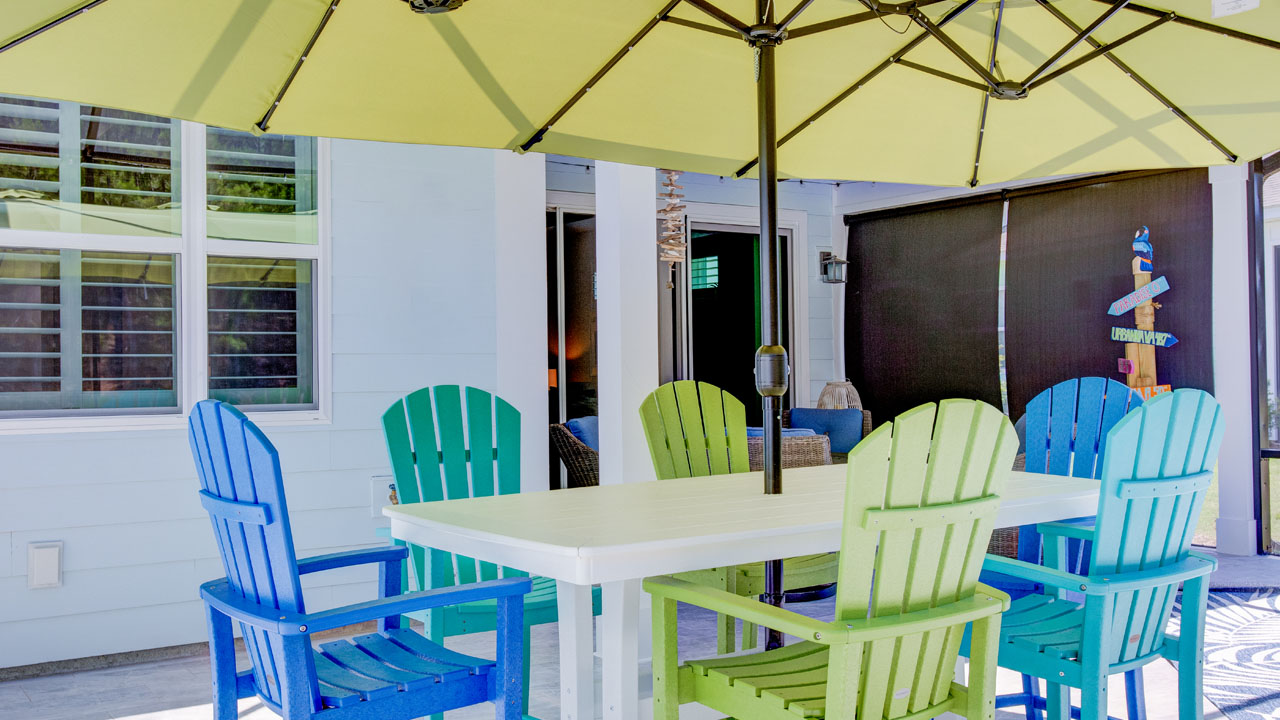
819,251,848,284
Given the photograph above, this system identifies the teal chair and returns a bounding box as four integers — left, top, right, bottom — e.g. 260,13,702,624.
381,385,602,714
969,388,1222,720
986,377,1145,720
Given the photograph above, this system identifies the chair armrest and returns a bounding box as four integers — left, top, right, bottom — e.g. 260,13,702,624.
201,576,532,636
644,576,1006,645
1035,518,1096,542
982,553,1216,596
645,575,836,641
296,546,408,575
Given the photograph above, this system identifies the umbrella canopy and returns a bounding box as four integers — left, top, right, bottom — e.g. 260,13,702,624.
6,0,1278,650
1,0,1278,187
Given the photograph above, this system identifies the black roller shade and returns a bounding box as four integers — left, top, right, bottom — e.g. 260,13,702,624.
1004,169,1214,420
844,200,1004,425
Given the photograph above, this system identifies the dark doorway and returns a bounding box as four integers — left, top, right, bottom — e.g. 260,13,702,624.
688,226,790,426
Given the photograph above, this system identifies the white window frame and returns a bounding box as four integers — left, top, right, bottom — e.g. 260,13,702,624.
0,119,332,434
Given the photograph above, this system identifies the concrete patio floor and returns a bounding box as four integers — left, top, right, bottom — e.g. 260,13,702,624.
0,595,1225,720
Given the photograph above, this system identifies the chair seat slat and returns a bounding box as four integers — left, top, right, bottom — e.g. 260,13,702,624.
318,639,436,690
349,633,481,680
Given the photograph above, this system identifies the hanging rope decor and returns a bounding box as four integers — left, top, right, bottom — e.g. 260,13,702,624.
657,169,687,280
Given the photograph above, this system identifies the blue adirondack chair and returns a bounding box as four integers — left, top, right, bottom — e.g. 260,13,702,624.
986,378,1145,720
970,388,1222,720
191,399,531,720
381,386,602,713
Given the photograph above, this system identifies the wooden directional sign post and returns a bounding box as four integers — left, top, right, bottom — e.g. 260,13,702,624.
1108,226,1168,390
1108,275,1169,315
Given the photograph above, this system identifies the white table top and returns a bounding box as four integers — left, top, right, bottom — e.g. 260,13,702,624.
385,464,1098,585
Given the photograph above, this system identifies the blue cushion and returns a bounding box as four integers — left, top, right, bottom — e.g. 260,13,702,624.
565,416,600,452
745,426,817,438
788,408,864,453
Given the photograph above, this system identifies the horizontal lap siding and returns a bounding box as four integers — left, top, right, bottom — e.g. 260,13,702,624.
0,142,506,667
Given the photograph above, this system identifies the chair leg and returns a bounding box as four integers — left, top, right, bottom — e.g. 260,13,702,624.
1046,683,1070,720
205,605,238,720
494,595,525,720
427,610,448,720
741,621,759,651
1177,576,1209,720
1022,674,1043,720
521,623,532,715
1124,670,1146,720
652,597,681,720
967,614,1001,720
715,568,736,655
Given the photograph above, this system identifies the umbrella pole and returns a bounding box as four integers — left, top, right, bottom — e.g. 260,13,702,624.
752,0,788,652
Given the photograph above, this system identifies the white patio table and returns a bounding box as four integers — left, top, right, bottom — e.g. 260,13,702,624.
384,464,1099,720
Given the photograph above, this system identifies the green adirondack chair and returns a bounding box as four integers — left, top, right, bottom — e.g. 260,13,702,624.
639,380,840,653
381,385,602,714
972,388,1223,720
645,398,1018,720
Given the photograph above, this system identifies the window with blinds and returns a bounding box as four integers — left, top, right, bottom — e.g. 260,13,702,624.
206,128,317,245
0,247,178,415
208,256,314,409
0,95,180,236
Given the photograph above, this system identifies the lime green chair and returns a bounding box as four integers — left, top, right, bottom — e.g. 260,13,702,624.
638,380,840,653
646,398,1016,720
381,385,601,715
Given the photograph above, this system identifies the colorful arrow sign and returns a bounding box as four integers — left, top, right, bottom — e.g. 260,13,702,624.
1108,275,1169,315
1111,327,1178,347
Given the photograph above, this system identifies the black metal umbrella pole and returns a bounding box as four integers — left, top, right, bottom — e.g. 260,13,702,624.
749,0,790,652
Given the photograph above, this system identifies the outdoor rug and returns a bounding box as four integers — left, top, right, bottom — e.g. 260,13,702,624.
1171,590,1280,720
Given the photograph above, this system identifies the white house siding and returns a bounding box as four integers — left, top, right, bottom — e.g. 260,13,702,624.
0,142,545,668
546,160,841,403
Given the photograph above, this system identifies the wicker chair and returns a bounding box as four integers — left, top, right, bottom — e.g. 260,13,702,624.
746,433,832,470
987,452,1026,559
549,423,599,488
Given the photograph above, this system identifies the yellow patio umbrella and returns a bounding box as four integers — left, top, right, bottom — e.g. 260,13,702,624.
4,0,1279,645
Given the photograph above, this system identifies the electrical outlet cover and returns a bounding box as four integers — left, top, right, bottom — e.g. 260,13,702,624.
28,541,62,589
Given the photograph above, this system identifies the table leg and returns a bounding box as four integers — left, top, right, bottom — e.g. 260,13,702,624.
557,580,595,720
601,579,641,720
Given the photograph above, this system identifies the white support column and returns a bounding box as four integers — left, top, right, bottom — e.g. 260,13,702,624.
494,150,550,493
1210,164,1259,555
595,161,659,486
831,188,848,382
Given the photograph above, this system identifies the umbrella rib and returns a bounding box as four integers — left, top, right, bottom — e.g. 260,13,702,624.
1021,0,1131,87
777,0,819,33
0,0,111,56
662,15,740,38
786,1,951,40
1026,13,1173,91
1036,0,1237,162
896,60,989,91
1090,0,1280,52
907,9,1003,90
682,0,752,39
518,0,685,152
734,0,982,177
256,0,341,133
969,0,1007,188
786,11,878,39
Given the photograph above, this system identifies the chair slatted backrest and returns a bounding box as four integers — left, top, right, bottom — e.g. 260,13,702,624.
837,399,1018,720
1024,377,1143,479
382,385,524,591
189,399,306,710
1019,377,1143,569
639,380,749,480
1090,389,1223,665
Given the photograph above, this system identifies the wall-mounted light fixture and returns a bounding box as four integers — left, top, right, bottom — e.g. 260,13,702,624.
819,251,848,284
